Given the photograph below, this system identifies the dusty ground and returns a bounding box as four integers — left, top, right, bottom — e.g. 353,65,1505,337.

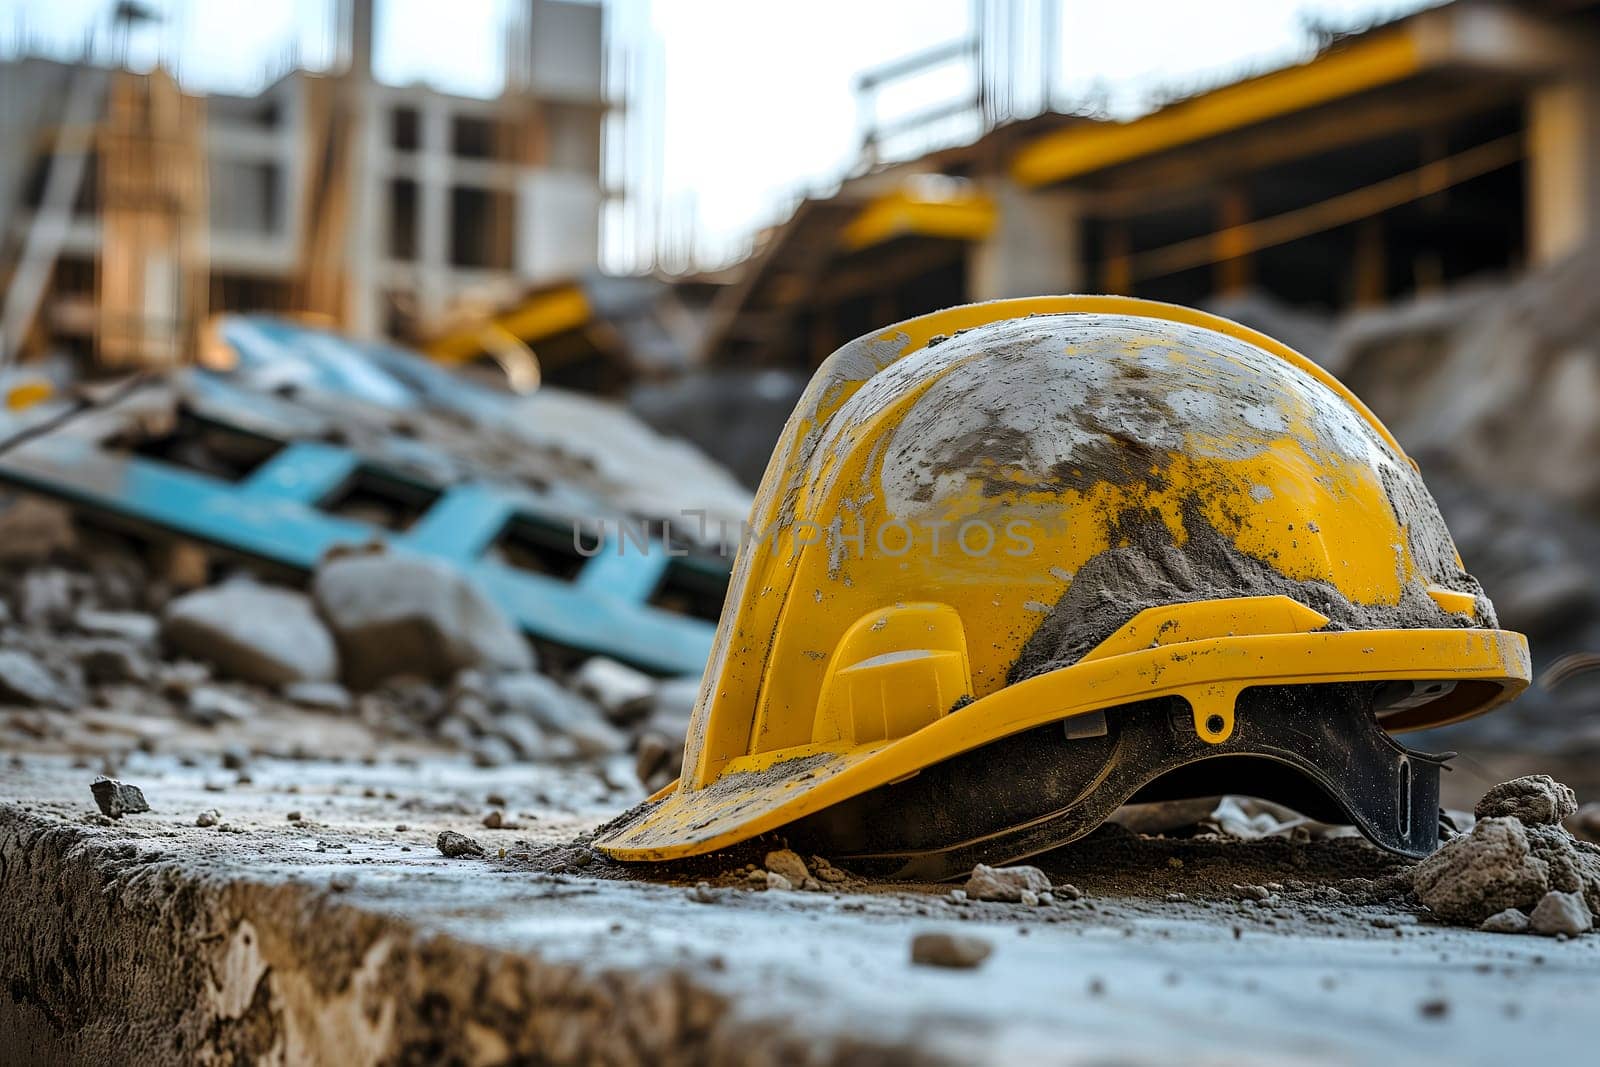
3,749,1596,1065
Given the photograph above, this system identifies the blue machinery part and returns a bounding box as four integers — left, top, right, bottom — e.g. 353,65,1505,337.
0,403,726,678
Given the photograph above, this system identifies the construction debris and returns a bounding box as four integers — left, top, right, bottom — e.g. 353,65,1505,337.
964,864,1052,903
0,648,76,708
163,581,339,686
1528,890,1593,937
437,830,485,858
90,775,149,818
1411,776,1600,932
313,550,533,688
910,932,993,969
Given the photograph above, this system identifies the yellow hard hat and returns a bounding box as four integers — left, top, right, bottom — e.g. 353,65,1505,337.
595,296,1529,877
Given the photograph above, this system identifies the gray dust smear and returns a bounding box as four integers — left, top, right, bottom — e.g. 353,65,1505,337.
1009,500,1480,683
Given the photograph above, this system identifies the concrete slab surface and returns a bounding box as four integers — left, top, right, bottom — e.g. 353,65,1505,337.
3,752,1596,1065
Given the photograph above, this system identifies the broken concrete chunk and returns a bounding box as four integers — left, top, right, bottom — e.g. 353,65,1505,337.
910,932,992,969
78,641,151,686
183,686,256,726
196,809,221,827
490,713,549,760
16,568,76,626
1529,890,1593,937
91,776,149,818
571,657,656,722
1412,816,1550,924
281,680,352,713
0,497,77,564
437,830,486,858
163,582,339,687
1571,803,1600,843
651,675,701,723
764,849,810,886
764,871,794,891
73,609,160,646
0,649,76,708
964,863,1051,903
491,672,623,757
813,859,848,884
633,732,676,793
313,553,532,688
1479,908,1530,934
1476,775,1579,826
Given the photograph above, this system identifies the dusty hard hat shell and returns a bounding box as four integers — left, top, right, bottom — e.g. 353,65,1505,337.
595,296,1528,865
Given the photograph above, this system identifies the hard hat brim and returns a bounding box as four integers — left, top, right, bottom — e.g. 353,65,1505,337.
594,623,1528,863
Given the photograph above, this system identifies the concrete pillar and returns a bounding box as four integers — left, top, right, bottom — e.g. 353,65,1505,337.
342,81,383,339
1527,74,1600,265
966,179,1083,300
418,98,453,321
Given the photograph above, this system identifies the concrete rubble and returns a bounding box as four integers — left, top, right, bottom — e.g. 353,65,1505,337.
163,581,339,686
1412,775,1600,930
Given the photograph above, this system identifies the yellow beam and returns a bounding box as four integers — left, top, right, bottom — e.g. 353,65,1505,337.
841,187,997,251
427,284,590,364
1012,30,1424,188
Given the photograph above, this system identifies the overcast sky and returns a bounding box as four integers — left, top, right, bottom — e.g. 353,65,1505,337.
4,0,1439,268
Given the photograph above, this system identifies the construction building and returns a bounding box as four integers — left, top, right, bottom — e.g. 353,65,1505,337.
0,0,606,367
699,0,1600,371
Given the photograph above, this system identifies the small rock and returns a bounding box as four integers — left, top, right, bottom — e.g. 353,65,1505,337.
482,810,505,829
491,714,548,760
1418,998,1450,1020
910,931,992,969
1412,817,1550,924
1528,890,1593,937
491,672,624,756
0,497,76,564
0,648,76,708
651,675,701,722
287,811,303,821
471,736,517,767
196,809,221,827
16,568,75,626
1480,908,1531,934
163,582,339,686
90,776,149,818
812,857,851,883
220,745,250,771
765,871,794,891
73,609,160,645
183,685,255,726
1234,883,1272,901
571,657,656,722
78,641,150,685
1019,889,1040,907
1476,775,1579,826
1566,802,1600,843
630,735,681,793
313,552,532,688
437,830,486,858
688,882,718,903
282,680,352,713
1055,883,1083,901
765,848,810,886
965,863,1051,902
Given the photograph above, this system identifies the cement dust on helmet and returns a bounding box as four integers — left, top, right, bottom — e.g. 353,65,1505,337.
594,296,1530,877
